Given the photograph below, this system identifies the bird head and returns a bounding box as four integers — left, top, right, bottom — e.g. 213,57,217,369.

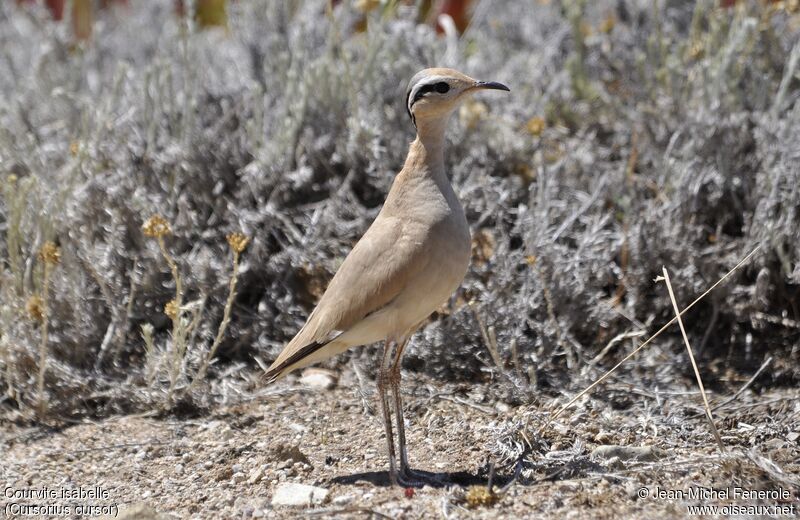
405,68,509,127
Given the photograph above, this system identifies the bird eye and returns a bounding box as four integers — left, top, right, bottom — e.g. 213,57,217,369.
434,82,450,94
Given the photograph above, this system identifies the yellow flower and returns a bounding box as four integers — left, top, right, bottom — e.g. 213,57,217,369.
38,242,61,265
600,13,616,34
579,20,592,38
465,485,497,508
26,296,44,322
226,232,250,254
7,174,18,185
164,299,179,321
526,116,546,137
143,215,171,238
514,163,536,182
688,40,704,60
355,0,380,13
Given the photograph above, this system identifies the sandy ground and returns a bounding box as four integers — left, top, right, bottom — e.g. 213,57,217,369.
2,370,799,519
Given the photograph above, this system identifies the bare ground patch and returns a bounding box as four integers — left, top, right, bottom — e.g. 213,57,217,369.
3,368,798,519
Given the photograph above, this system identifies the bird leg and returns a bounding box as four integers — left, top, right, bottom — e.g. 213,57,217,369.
378,339,400,485
389,338,447,486
389,337,411,474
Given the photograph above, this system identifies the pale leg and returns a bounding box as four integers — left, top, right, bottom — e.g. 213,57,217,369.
378,340,400,485
389,336,411,475
389,337,448,486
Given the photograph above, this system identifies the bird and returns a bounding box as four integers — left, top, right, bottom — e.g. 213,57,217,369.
264,67,509,486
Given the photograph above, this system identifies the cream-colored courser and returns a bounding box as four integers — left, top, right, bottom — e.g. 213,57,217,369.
265,68,509,486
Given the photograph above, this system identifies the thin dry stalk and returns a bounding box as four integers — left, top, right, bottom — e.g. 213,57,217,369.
662,266,725,453
115,257,140,356
188,248,243,392
0,331,9,397
711,355,772,412
539,243,761,433
36,262,52,420
510,338,526,386
471,303,503,369
157,235,184,402
589,330,646,365
141,323,158,386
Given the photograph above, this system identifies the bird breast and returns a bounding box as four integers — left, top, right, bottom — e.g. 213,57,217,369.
383,170,472,327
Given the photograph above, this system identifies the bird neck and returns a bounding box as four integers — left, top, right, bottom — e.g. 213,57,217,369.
408,117,449,175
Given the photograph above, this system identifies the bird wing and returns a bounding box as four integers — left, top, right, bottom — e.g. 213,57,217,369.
265,215,428,378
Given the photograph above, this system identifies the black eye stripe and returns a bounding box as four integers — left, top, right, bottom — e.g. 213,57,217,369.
407,80,452,124
413,84,435,103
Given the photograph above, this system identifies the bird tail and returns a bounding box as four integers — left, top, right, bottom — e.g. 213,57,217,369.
262,337,335,384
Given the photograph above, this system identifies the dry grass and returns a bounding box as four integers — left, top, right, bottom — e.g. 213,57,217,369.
662,265,725,453
0,6,797,507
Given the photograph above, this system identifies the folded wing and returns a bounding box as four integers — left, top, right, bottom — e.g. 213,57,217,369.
265,215,428,380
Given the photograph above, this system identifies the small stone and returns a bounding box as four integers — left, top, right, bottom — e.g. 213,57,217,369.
232,464,243,474
118,503,171,520
765,438,784,449
271,444,310,466
288,423,308,433
569,413,587,426
248,466,265,484
299,368,337,390
202,420,223,431
605,456,623,470
591,445,664,462
233,472,246,483
271,483,329,507
495,402,510,413
205,420,235,441
787,432,799,442
174,464,184,474
332,495,354,505
594,431,613,443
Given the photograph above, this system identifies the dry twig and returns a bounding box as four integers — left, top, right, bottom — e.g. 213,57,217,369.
661,266,725,453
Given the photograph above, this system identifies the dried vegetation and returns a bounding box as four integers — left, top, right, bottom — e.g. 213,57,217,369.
0,3,798,500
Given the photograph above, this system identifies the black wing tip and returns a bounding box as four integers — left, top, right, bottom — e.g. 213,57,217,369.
262,362,285,385
261,338,331,385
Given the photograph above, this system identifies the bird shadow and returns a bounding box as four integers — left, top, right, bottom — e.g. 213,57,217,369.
330,456,608,489
330,467,514,489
